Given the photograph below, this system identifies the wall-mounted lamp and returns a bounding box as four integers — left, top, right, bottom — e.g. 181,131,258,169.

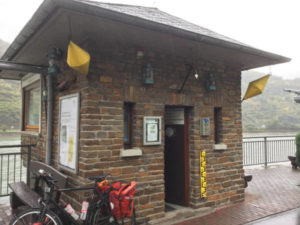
143,63,154,85
179,65,217,92
179,64,199,93
194,69,199,79
205,73,216,91
47,48,63,75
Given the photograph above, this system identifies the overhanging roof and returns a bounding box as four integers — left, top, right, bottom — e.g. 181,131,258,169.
0,0,291,80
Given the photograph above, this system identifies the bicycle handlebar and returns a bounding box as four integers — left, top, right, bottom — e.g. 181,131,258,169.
36,170,108,189
37,169,57,187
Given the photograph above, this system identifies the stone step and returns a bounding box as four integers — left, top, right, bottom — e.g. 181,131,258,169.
148,206,215,225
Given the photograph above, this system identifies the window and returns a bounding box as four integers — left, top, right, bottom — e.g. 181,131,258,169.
214,107,222,144
23,82,40,132
124,103,133,149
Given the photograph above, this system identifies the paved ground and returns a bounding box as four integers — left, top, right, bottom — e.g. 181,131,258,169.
0,197,11,225
1,163,300,225
177,163,300,225
245,208,300,225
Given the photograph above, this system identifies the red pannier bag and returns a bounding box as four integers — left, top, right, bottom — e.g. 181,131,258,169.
109,181,136,219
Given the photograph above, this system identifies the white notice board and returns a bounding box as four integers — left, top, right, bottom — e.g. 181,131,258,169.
58,93,80,173
143,116,162,146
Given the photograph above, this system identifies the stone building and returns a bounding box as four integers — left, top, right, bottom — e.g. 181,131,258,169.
0,0,289,223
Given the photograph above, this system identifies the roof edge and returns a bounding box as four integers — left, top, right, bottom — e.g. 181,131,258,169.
1,0,291,69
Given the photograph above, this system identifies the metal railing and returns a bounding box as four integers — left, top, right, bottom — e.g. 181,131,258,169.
0,144,34,197
243,136,296,166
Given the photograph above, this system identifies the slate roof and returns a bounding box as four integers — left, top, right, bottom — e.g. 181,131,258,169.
76,0,248,47
0,0,290,78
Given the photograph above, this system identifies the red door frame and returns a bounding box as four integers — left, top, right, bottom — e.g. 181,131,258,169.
164,106,190,206
184,108,189,206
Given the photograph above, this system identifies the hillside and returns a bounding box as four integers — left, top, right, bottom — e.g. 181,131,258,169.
0,40,21,130
0,80,21,129
0,38,300,132
242,71,300,132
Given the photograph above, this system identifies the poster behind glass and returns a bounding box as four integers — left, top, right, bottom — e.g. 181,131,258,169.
58,93,79,173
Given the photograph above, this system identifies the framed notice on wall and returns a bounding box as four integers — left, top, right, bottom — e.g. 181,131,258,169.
143,116,162,146
58,93,80,174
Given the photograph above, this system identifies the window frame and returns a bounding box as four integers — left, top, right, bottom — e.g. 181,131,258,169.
214,107,222,144
22,77,41,133
123,102,134,149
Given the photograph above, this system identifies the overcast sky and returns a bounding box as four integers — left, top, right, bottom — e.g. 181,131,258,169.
0,0,299,79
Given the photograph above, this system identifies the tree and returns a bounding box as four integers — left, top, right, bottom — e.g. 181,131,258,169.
1,124,7,132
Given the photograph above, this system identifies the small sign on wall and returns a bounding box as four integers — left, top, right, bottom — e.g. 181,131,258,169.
200,117,210,136
143,116,162,146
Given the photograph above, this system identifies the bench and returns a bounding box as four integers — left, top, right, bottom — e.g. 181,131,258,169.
9,161,67,212
244,175,252,188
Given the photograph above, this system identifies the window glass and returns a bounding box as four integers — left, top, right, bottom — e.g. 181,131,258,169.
124,103,134,149
23,81,40,132
214,107,222,144
124,104,129,143
26,87,40,126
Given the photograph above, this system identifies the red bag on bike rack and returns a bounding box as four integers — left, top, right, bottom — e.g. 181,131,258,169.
97,181,121,194
109,181,136,219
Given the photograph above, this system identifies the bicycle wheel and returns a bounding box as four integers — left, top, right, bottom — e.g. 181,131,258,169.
10,208,63,225
91,204,112,225
92,205,136,225
114,207,136,225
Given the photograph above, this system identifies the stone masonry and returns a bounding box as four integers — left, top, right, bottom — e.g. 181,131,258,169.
21,37,244,224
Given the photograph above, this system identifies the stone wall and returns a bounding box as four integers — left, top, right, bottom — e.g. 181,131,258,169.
21,38,244,224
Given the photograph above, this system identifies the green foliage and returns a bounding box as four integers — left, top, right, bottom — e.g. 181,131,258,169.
0,40,20,130
242,71,300,132
1,124,7,132
0,79,21,130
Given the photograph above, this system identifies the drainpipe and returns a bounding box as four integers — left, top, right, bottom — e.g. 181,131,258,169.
45,48,62,165
45,73,53,165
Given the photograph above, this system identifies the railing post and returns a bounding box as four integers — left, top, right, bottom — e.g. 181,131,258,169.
26,145,32,185
264,137,268,167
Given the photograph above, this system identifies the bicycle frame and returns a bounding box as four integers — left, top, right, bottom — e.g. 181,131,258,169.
38,179,111,225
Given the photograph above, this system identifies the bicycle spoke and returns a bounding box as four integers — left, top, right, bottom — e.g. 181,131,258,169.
12,210,60,225
30,213,33,224
19,217,28,225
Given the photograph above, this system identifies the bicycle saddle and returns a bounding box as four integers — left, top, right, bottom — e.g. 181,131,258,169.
88,175,106,181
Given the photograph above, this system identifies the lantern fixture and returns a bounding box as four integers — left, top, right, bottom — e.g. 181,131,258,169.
47,48,63,75
143,63,154,85
205,73,216,91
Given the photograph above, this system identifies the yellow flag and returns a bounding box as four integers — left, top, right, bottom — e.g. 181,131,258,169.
242,75,270,101
67,41,90,75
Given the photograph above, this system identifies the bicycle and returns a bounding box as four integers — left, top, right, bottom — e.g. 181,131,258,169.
10,170,136,225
